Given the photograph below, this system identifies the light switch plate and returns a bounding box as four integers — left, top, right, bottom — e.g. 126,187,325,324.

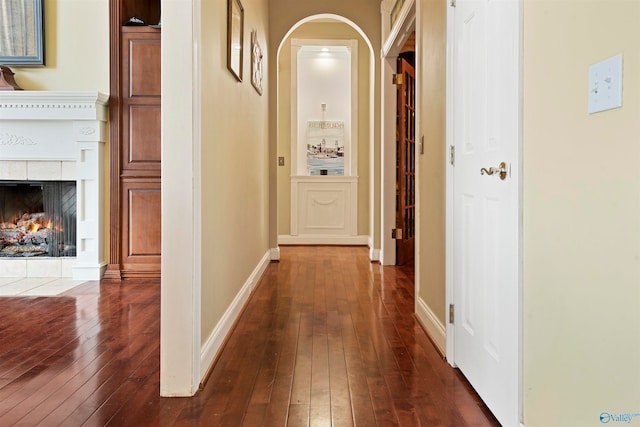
588,54,623,114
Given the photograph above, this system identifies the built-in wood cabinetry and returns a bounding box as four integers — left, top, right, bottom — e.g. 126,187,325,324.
106,1,161,280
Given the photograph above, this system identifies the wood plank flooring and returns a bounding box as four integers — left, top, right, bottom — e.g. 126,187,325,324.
0,246,499,426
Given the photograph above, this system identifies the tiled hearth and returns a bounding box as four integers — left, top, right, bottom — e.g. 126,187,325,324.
0,91,108,280
0,277,86,296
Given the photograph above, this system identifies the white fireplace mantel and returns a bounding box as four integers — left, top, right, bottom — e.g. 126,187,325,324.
0,91,108,280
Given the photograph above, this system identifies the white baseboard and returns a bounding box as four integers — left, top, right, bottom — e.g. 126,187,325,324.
199,250,271,381
72,262,107,281
415,297,447,356
270,247,280,261
278,235,370,245
368,236,380,261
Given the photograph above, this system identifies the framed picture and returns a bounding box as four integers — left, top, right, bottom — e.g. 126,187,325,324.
250,31,263,95
0,0,45,66
390,0,405,29
227,0,244,81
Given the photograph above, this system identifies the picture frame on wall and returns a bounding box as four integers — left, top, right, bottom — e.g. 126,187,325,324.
251,30,263,95
227,0,244,81
0,0,45,66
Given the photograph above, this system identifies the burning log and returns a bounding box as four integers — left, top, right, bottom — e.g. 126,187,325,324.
0,212,53,257
0,245,48,257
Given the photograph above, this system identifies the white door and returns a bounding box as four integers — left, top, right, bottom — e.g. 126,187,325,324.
451,0,520,425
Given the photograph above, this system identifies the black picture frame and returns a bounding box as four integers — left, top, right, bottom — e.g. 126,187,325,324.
0,0,45,66
227,0,244,81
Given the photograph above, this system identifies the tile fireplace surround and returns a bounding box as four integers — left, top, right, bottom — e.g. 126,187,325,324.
0,91,108,280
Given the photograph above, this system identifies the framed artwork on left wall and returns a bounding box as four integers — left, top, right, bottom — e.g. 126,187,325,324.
251,30,263,95
227,0,244,81
0,0,45,65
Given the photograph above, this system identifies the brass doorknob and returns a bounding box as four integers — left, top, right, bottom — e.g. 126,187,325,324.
480,162,508,180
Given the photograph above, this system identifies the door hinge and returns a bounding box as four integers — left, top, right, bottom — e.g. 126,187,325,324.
449,145,455,166
392,73,404,85
450,0,456,7
391,228,403,239
449,304,455,324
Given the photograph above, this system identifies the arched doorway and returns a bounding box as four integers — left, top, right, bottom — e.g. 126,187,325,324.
273,15,378,259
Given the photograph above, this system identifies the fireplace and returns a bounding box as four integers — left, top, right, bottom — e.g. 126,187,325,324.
0,92,108,280
0,181,76,257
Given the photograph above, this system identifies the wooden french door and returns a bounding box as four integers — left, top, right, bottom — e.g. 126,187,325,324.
396,57,416,266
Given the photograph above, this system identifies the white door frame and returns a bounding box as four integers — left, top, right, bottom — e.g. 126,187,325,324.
444,0,523,423
380,0,416,266
160,0,202,396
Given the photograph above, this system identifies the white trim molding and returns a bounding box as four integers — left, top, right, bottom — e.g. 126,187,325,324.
200,250,271,382
381,0,416,58
415,297,446,356
368,234,380,261
270,247,281,261
278,234,369,246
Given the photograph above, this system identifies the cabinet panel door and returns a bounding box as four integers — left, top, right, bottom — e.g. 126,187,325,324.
123,103,161,168
126,37,161,97
122,182,161,259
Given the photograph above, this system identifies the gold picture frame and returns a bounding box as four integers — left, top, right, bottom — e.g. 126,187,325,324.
227,0,244,81
250,30,263,95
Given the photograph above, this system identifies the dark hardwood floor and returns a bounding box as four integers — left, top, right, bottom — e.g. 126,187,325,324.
0,246,499,426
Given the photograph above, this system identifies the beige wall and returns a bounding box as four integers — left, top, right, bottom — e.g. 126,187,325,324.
277,22,370,236
198,0,270,345
269,0,381,249
523,0,640,425
11,0,109,91
416,0,447,325
9,0,110,261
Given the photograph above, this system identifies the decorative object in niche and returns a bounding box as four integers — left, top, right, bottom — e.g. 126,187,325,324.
0,66,23,90
251,30,263,95
124,16,146,26
306,120,345,176
0,0,45,65
227,0,244,81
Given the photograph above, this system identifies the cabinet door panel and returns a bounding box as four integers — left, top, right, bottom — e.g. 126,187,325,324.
125,103,161,167
123,183,161,257
124,34,161,98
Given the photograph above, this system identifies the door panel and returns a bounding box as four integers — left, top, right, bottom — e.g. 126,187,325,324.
120,180,161,278
452,0,520,425
128,187,161,256
124,103,161,169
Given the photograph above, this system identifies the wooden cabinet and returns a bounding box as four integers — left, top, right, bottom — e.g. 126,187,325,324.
106,3,161,280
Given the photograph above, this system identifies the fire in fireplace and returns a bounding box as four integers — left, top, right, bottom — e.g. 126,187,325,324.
0,182,76,258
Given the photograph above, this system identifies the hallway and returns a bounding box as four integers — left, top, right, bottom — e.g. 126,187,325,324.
0,246,498,426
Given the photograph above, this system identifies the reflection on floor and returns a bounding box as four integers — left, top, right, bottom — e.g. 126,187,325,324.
0,278,86,296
